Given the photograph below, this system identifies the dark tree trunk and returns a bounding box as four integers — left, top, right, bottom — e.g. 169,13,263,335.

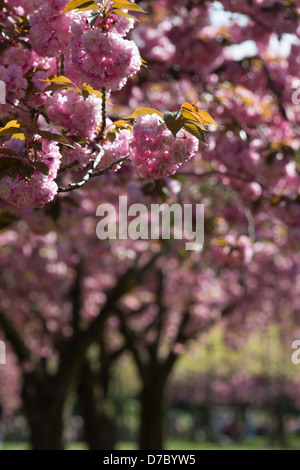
233,405,246,443
203,405,217,443
78,361,116,450
203,373,217,443
22,373,66,450
269,400,287,448
139,384,165,450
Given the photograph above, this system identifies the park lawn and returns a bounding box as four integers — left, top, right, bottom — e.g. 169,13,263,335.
2,437,300,450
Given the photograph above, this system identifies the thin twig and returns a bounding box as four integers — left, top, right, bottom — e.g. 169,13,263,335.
91,155,129,177
57,147,104,193
6,99,31,113
95,87,107,143
61,54,65,76
57,154,128,193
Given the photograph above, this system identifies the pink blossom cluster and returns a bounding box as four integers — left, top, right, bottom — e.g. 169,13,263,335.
45,90,103,140
68,21,142,91
100,129,133,171
133,21,176,62
0,138,61,208
1,46,34,73
131,114,199,179
60,146,92,169
58,122,134,171
29,3,75,58
0,64,27,114
6,0,42,15
93,10,135,37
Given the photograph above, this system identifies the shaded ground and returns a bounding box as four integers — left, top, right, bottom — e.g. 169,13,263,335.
3,437,300,450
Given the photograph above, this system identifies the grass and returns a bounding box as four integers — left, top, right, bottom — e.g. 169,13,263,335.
2,437,300,450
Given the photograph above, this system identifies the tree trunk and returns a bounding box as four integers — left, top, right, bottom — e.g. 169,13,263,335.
139,384,165,450
203,404,217,443
78,362,116,450
203,372,217,443
22,373,66,450
269,400,287,448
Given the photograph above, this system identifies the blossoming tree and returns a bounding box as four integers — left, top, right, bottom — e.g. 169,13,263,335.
0,0,300,451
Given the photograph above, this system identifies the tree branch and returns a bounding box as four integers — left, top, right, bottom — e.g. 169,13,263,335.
148,270,166,364
57,146,104,192
95,87,107,143
115,307,147,382
0,310,47,387
0,310,32,363
70,258,83,335
57,154,129,193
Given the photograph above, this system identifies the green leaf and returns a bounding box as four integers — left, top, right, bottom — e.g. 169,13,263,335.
12,132,26,141
41,75,73,84
0,127,24,137
180,108,207,131
10,160,21,179
0,148,20,157
197,108,218,127
32,112,41,130
32,161,50,176
42,83,71,93
0,157,17,169
183,122,207,145
0,167,10,180
112,1,147,13
181,102,218,131
107,132,117,143
183,116,212,134
163,111,185,138
69,135,89,145
88,11,100,27
40,75,74,93
31,141,43,151
123,108,163,121
81,84,105,100
20,165,34,179
61,0,99,13
113,9,138,20
18,39,32,51
113,120,133,130
0,120,28,137
35,130,75,148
